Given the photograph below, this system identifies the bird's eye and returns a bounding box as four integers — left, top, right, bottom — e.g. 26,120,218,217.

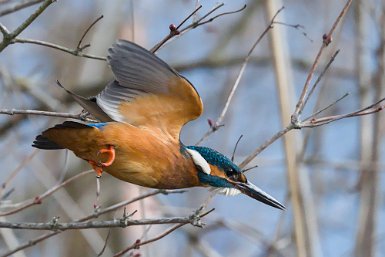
230,173,247,183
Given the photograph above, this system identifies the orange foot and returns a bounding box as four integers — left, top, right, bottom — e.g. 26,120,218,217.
88,145,116,178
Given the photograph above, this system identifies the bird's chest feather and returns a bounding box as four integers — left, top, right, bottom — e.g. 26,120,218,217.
98,124,200,188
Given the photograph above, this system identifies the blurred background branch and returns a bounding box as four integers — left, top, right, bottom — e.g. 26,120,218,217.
0,0,384,256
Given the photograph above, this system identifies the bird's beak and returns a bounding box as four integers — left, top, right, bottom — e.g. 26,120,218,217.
232,181,285,210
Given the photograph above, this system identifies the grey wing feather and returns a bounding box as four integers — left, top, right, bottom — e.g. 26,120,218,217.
57,82,113,122
96,40,181,123
107,40,178,92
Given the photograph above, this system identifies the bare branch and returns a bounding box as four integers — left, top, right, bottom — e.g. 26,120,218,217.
292,0,353,119
300,97,385,128
240,0,354,169
303,92,349,121
231,135,243,162
0,189,186,257
0,216,206,231
302,49,340,109
239,124,293,169
0,0,55,52
151,3,246,53
0,150,39,199
0,109,98,122
114,223,186,257
0,0,44,17
113,209,214,257
0,170,93,216
196,7,284,145
11,38,106,61
76,15,104,50
150,4,203,53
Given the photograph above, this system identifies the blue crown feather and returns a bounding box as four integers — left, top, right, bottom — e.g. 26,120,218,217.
186,146,241,177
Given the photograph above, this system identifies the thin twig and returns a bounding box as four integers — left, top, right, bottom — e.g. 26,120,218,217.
11,38,106,61
196,7,284,145
76,15,104,51
300,97,385,128
0,0,55,52
0,0,44,17
0,170,93,216
97,229,111,257
0,150,39,199
0,190,186,257
303,92,349,121
151,3,246,53
239,124,293,170
114,223,186,257
292,0,353,119
0,108,98,122
302,50,341,109
240,0,354,169
113,209,214,257
231,135,243,162
150,5,203,53
273,21,313,42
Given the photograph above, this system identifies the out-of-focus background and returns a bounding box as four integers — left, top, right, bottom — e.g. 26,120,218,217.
0,0,384,256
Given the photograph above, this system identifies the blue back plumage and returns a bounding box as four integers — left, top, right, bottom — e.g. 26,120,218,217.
87,123,108,129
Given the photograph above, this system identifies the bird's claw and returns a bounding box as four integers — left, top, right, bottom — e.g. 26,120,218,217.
87,145,115,180
97,145,115,167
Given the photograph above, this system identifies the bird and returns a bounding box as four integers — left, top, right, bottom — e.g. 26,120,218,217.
32,40,284,210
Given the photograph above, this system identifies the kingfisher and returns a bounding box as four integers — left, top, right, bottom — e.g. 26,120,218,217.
33,40,284,210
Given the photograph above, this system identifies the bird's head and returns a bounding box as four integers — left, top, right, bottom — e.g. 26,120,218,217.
184,146,285,210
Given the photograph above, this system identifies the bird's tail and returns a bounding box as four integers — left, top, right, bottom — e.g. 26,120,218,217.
32,121,92,150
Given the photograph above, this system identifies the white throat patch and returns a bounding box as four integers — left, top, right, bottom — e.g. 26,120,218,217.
211,187,241,196
186,148,211,174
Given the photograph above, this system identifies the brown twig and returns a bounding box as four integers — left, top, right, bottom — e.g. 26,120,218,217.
0,0,55,52
292,0,353,120
114,223,186,257
301,49,340,109
303,92,349,121
196,6,284,145
0,149,39,199
76,15,104,51
0,0,44,17
4,15,106,60
301,97,385,128
10,38,107,61
150,4,203,53
151,3,246,53
231,135,243,162
0,170,93,216
240,0,354,169
239,125,293,169
0,189,186,257
0,108,98,122
113,209,214,257
273,21,313,42
97,229,111,257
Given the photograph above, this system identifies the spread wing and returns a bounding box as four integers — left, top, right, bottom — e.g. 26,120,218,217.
96,40,203,139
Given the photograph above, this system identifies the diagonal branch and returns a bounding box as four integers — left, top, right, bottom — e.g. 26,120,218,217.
0,189,186,257
0,0,55,52
196,7,284,145
0,0,44,17
292,0,353,119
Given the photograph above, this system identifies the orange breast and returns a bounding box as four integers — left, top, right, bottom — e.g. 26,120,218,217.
92,123,201,189
43,122,201,189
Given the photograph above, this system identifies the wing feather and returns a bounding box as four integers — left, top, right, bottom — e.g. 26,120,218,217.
96,40,203,139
